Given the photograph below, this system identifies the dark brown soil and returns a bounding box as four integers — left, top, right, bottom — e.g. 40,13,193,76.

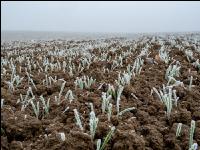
1,37,200,150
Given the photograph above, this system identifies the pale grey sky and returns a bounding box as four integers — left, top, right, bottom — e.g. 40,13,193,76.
1,1,200,33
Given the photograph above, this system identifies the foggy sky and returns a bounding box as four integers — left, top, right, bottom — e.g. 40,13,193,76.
1,1,200,33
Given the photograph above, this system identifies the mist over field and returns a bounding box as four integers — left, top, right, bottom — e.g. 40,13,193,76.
1,1,200,41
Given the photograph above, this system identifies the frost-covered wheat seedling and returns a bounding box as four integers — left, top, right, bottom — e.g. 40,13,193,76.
96,139,101,150
189,143,198,150
165,62,181,80
192,59,200,72
132,57,144,75
83,76,96,89
99,52,108,61
58,132,66,142
45,74,49,87
5,80,15,92
64,90,74,103
176,123,182,137
10,66,16,82
173,89,179,107
159,47,170,64
19,87,34,106
30,100,40,119
25,71,31,84
49,76,57,84
39,95,50,115
102,67,110,74
131,93,139,100
33,63,37,70
106,84,124,101
30,78,37,90
116,85,124,116
115,71,132,86
56,81,66,105
138,47,150,58
36,61,43,72
153,85,179,119
89,111,99,139
74,77,84,89
127,64,134,77
189,120,196,149
48,76,52,86
74,76,96,89
26,71,37,90
107,103,112,122
73,109,83,131
57,60,62,70
68,66,74,77
118,54,123,67
167,76,184,87
101,92,112,113
20,96,35,112
62,61,67,72
13,75,24,87
1,99,4,109
44,64,49,73
89,102,94,112
99,126,115,150
106,84,117,101
5,69,17,92
110,47,117,52
185,50,193,62
111,60,120,70
189,76,193,91
1,67,7,75
80,57,92,69
118,107,136,116
62,106,69,114
77,64,84,73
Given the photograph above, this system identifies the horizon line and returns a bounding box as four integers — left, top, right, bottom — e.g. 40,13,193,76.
2,30,200,34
